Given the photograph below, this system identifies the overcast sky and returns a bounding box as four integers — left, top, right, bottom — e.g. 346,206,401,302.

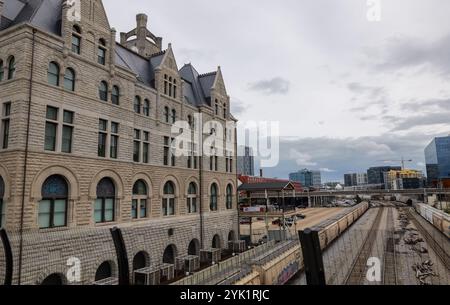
104,0,450,182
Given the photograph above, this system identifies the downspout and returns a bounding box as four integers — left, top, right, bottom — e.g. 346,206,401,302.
198,109,204,249
18,28,37,285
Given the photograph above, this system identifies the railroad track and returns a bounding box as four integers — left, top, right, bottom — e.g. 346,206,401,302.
404,208,450,269
345,208,384,285
383,208,397,285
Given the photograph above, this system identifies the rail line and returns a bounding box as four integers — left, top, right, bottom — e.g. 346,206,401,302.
345,207,384,285
383,208,398,285
405,208,450,269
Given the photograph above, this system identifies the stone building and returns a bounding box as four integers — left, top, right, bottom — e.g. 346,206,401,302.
0,0,238,285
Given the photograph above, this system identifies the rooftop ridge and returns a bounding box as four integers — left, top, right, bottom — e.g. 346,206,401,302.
198,71,216,78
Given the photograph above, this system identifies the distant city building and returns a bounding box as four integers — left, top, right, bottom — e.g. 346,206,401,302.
386,169,424,190
237,146,255,176
425,136,450,187
344,173,368,187
344,173,357,187
289,169,321,188
367,166,402,189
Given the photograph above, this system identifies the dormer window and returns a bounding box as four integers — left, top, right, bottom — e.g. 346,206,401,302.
98,39,106,65
163,74,177,98
72,25,81,55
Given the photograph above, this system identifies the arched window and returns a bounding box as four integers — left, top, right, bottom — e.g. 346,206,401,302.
7,56,15,80
164,106,169,123
95,178,115,223
47,62,60,86
171,109,176,124
188,239,200,256
187,182,197,214
64,68,75,91
226,184,233,210
95,261,112,282
0,176,5,228
132,180,148,219
228,231,236,242
210,184,218,211
162,181,175,216
0,60,4,81
212,234,221,249
162,244,177,264
143,99,150,116
38,175,68,229
111,86,120,105
134,96,141,114
41,273,64,286
72,25,81,54
99,81,108,101
98,39,106,65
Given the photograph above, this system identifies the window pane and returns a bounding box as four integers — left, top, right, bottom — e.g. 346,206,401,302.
0,200,4,228
2,119,9,149
72,36,80,54
48,63,59,86
192,198,197,213
46,106,58,120
98,133,106,157
140,199,147,218
62,125,73,153
105,198,114,222
169,198,175,215
38,200,51,228
94,199,103,223
53,200,67,227
133,141,140,162
99,119,107,131
98,48,106,65
132,199,138,219
143,143,149,163
45,122,57,151
111,122,119,134
63,111,74,124
162,199,167,216
110,135,118,159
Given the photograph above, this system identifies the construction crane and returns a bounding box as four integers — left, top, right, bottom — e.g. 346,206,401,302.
377,157,413,170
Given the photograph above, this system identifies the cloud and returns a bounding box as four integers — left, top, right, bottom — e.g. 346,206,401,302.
347,82,385,99
248,77,290,95
320,168,336,173
230,97,250,116
288,149,317,167
259,133,434,181
368,34,450,77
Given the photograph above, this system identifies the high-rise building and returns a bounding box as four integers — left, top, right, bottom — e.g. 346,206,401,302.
0,1,238,285
425,136,450,187
344,173,357,187
344,173,367,187
289,169,321,188
367,166,402,189
237,146,255,176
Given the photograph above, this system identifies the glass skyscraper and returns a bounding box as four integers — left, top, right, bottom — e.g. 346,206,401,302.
425,136,450,186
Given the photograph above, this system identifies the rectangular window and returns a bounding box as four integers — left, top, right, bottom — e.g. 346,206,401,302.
164,136,169,166
143,143,149,164
110,122,119,159
0,200,5,228
3,102,11,117
95,198,115,223
1,119,9,149
110,135,118,159
98,133,107,157
98,47,106,65
45,122,57,151
61,125,73,153
215,156,218,171
133,141,140,162
38,199,67,229
72,35,81,54
99,119,107,131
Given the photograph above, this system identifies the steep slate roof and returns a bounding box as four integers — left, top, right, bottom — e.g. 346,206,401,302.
0,0,221,109
179,63,216,107
1,0,62,34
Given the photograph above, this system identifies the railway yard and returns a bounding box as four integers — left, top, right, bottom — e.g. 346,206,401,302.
290,202,450,285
